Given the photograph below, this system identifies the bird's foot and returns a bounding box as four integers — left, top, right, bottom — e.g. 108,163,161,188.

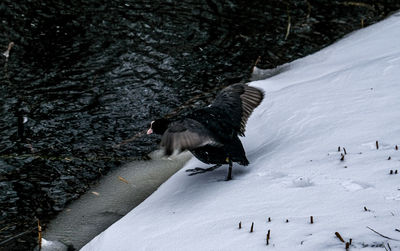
186,164,222,176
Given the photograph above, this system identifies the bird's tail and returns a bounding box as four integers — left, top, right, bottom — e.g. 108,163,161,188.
238,158,249,166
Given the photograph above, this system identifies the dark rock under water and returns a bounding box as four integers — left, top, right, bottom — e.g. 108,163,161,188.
0,0,399,250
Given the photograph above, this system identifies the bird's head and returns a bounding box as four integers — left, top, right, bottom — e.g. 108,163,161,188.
147,118,169,135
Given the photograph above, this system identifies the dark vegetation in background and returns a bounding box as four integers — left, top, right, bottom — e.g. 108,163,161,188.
0,0,399,250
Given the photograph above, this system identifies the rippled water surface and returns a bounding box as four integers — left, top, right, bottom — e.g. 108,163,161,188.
1,1,399,250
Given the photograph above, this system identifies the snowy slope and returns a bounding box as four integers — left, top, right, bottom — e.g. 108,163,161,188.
82,12,400,251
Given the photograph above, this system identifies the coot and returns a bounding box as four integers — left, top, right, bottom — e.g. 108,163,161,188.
147,83,264,180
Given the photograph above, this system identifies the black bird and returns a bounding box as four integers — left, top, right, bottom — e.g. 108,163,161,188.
147,83,264,180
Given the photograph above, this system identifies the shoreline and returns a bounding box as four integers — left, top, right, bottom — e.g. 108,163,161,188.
42,151,192,250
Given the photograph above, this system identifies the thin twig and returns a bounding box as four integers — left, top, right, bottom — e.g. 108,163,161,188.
285,15,291,40
254,56,261,67
0,224,13,233
118,176,129,184
339,1,375,11
0,227,36,246
366,226,400,241
306,0,311,19
112,130,145,148
38,219,42,251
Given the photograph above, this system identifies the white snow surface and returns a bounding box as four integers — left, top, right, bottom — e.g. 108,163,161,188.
83,13,400,251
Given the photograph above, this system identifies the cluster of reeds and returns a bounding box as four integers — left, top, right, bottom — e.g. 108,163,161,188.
238,216,315,246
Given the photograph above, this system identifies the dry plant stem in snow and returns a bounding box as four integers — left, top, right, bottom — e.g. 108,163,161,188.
335,232,345,242
366,226,400,241
345,241,350,250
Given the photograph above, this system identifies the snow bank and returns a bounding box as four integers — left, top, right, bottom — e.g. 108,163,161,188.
83,12,400,251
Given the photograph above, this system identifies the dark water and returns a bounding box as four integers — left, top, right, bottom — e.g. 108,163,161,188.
0,1,399,250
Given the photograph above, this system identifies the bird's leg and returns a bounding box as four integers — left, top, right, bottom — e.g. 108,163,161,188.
226,157,233,181
186,164,222,176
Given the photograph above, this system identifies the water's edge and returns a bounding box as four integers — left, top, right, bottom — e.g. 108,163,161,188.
42,151,192,250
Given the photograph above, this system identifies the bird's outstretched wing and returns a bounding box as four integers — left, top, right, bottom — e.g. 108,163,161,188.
161,118,220,155
211,83,264,136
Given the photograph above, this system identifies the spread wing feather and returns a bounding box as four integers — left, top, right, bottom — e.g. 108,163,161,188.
211,83,264,136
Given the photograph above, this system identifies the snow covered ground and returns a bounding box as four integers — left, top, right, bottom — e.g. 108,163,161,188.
82,12,400,251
